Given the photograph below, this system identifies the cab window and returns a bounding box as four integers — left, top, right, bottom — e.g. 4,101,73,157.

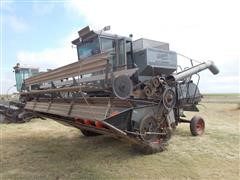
77,37,100,60
101,37,114,52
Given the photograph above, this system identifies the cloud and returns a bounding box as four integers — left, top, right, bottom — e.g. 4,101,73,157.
66,0,240,59
200,75,240,93
65,0,240,93
17,46,77,71
5,15,29,32
32,1,56,16
0,68,16,94
58,28,79,46
207,76,239,84
4,0,238,94
2,1,29,33
2,26,79,93
2,0,15,13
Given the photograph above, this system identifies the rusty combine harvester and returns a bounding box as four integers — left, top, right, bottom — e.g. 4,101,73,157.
1,26,219,153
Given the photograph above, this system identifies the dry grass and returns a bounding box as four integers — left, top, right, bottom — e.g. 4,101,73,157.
0,100,239,179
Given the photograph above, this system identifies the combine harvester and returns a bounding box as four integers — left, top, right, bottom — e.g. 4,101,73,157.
0,26,219,153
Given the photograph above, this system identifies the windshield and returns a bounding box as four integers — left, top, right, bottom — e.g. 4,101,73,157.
77,37,100,60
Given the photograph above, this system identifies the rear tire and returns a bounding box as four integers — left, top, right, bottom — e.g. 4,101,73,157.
190,116,205,136
80,129,101,137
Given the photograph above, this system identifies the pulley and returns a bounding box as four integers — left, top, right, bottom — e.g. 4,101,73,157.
112,74,133,99
152,77,161,88
144,85,153,97
162,88,176,110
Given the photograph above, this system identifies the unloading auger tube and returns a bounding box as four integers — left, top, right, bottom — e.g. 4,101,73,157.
169,60,219,81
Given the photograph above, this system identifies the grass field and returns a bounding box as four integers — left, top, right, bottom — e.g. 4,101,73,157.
0,96,239,179
202,94,240,104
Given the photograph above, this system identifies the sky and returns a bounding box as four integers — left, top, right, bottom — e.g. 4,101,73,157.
0,0,239,94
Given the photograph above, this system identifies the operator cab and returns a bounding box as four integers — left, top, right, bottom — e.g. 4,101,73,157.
72,26,177,78
72,26,134,71
13,63,39,92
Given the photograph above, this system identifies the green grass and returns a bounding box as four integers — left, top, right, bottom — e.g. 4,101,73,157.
0,103,239,179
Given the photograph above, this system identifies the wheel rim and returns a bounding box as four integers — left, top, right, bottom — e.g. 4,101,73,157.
140,117,158,141
196,119,205,134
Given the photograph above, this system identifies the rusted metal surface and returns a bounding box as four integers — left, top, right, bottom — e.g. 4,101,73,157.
0,101,38,123
25,52,110,85
20,85,102,95
41,112,144,146
24,97,133,120
21,68,138,95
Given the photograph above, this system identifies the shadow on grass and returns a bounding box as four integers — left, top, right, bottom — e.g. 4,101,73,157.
2,122,199,159
2,133,143,179
3,132,141,160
